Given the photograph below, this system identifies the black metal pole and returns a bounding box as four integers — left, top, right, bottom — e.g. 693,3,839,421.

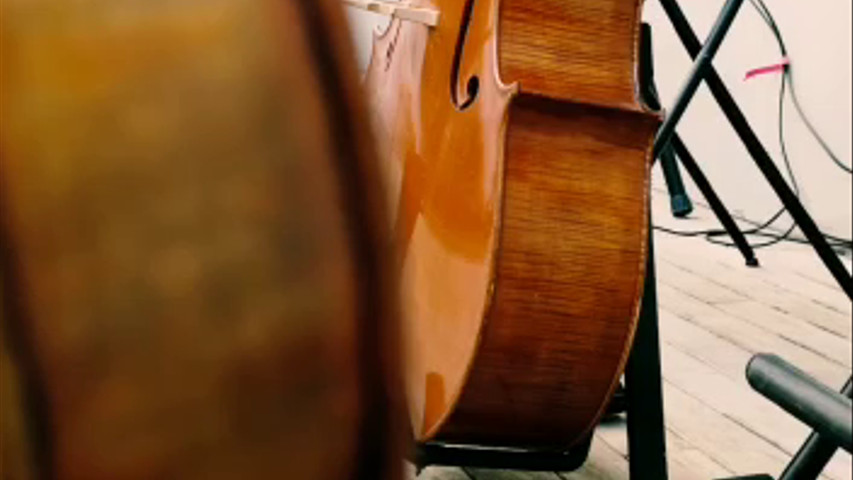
671,136,759,266
657,0,853,299
748,355,852,453
625,223,669,480
779,379,853,480
654,0,745,157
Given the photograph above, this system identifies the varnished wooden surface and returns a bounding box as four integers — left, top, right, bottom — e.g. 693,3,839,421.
442,98,658,446
499,0,647,111
364,0,515,440
364,0,659,447
0,0,401,478
407,195,853,479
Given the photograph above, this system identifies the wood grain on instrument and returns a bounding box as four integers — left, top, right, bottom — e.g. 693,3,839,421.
443,97,658,447
500,0,647,111
0,0,401,478
365,0,659,448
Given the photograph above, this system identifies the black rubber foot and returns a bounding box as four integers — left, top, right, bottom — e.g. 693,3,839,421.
746,257,760,268
670,194,694,218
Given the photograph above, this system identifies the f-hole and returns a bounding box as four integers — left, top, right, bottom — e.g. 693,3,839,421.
450,0,479,110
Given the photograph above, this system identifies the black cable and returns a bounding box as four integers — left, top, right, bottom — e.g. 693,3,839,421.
751,0,851,174
745,0,851,246
787,74,852,174
708,31,798,250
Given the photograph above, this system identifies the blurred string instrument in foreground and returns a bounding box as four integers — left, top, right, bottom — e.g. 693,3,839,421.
0,0,401,478
352,0,661,447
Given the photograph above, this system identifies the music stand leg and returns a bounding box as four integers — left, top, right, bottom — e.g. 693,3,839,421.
653,0,745,158
639,24,695,220
640,23,758,267
660,147,694,218
670,135,760,267
657,0,853,298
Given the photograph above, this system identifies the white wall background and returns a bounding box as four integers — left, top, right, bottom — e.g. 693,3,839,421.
344,1,852,239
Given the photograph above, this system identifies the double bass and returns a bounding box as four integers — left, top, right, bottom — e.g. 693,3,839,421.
362,0,660,447
0,0,401,478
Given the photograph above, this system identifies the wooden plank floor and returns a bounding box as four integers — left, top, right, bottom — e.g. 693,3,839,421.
409,191,852,480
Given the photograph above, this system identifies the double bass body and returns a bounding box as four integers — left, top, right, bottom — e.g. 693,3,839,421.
365,0,660,447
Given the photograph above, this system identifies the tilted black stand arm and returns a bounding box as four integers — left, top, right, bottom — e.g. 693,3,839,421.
776,376,852,480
